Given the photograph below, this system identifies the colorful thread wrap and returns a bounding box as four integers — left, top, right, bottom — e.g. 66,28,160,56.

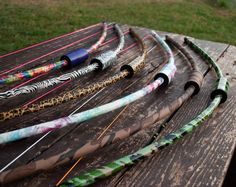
58,37,229,187
0,31,176,145
0,36,202,185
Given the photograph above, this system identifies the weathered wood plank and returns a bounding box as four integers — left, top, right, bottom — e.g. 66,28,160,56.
216,45,236,86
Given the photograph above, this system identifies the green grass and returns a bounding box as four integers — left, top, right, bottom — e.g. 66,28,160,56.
209,0,236,8
0,0,236,55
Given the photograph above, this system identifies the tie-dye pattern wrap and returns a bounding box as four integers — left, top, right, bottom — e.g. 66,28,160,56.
58,38,229,187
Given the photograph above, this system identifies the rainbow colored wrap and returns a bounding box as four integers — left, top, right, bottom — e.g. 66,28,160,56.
0,60,68,84
0,31,176,145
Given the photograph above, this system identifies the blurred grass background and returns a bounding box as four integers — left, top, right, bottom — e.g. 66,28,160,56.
0,0,236,55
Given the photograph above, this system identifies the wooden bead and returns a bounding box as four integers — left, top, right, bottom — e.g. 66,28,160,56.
184,70,203,95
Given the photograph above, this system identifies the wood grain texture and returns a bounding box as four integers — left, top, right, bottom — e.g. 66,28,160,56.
0,24,235,187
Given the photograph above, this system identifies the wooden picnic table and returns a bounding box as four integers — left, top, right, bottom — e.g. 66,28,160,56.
0,24,235,187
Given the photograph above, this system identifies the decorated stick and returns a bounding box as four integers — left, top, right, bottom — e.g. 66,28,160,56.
0,31,176,145
0,24,125,100
0,36,202,184
0,22,108,85
58,37,229,187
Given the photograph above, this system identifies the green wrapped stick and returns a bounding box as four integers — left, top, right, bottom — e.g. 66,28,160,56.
59,37,229,187
184,37,229,103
